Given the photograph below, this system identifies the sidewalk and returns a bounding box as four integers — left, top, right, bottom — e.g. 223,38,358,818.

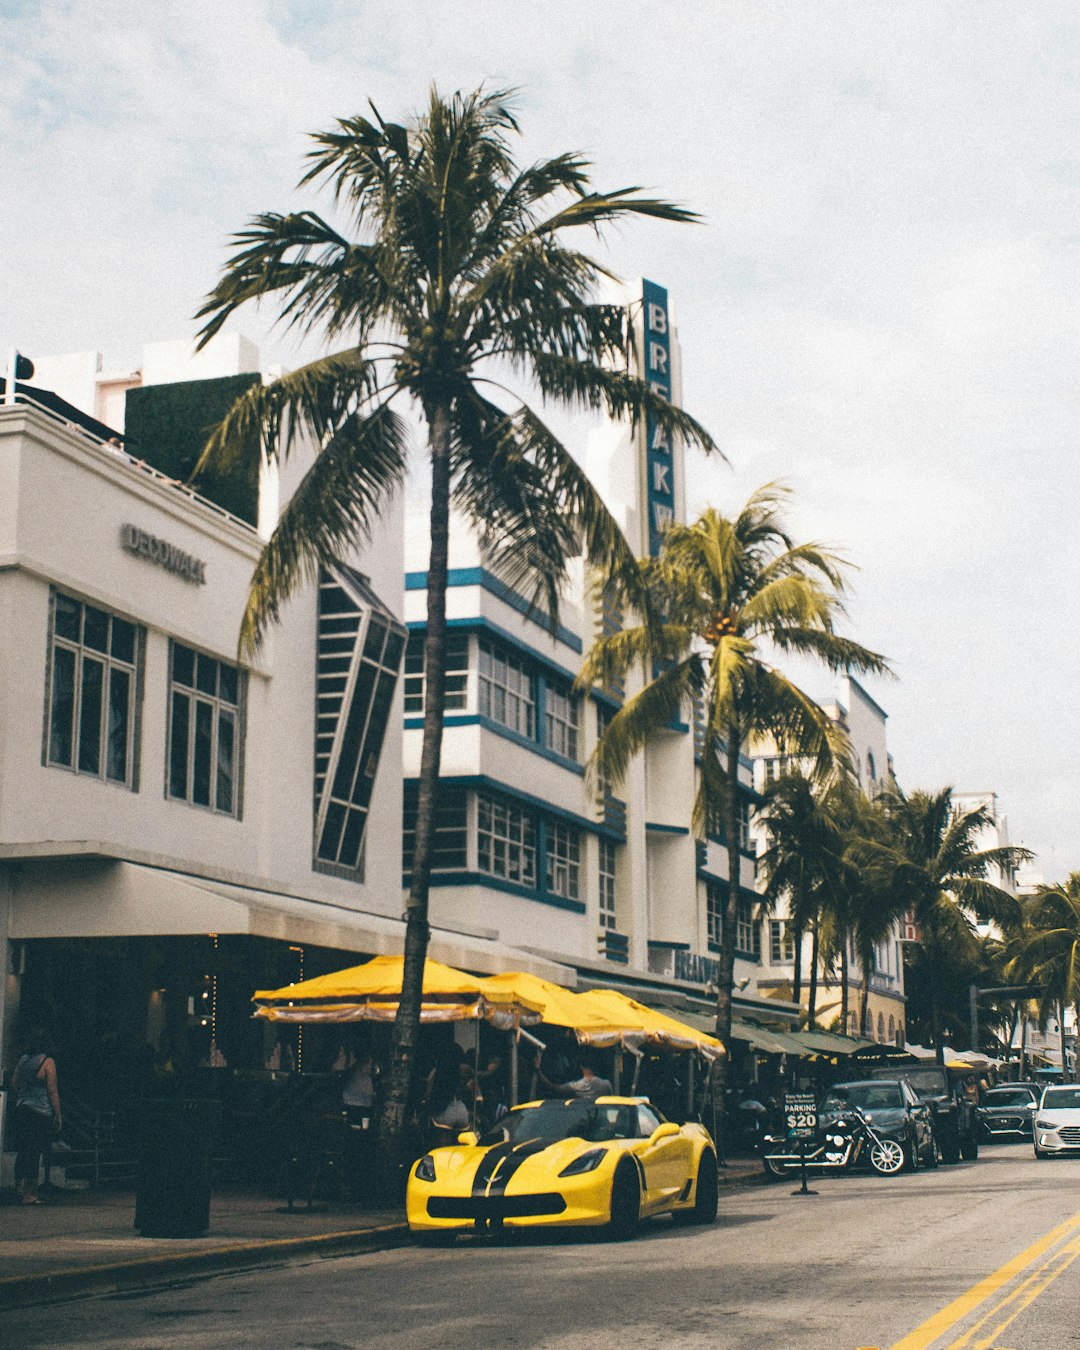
0,1155,764,1309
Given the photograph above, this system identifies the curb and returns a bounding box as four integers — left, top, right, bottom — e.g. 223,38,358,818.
0,1221,412,1312
1,1168,765,1311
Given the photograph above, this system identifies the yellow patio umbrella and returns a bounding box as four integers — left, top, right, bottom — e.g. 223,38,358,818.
252,955,543,1028
476,972,625,1037
574,988,725,1061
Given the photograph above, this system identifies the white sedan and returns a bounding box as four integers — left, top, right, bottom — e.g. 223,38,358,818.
1033,1085,1080,1158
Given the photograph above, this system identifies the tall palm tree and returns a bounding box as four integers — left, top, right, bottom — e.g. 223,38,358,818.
857,787,1030,1063
580,487,888,1126
1007,875,1080,1081
194,87,716,1165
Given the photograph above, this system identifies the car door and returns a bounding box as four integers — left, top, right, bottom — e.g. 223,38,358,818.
635,1104,692,1212
903,1082,931,1153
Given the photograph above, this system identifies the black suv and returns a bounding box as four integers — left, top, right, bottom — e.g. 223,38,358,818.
871,1064,979,1163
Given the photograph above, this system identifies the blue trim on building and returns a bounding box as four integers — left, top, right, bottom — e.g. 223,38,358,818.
403,713,585,776
407,616,579,684
417,870,587,914
648,939,691,951
405,568,583,653
645,822,690,836
403,773,623,842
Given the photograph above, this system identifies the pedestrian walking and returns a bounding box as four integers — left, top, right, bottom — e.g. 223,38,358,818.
12,1027,62,1205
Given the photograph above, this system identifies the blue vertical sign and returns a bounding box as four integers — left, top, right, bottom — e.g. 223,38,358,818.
642,279,674,557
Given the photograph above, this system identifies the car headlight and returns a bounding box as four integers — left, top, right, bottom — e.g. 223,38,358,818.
415,1154,437,1182
1036,1119,1056,1131
558,1148,608,1177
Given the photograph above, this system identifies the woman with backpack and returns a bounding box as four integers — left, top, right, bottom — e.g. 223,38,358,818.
12,1027,62,1205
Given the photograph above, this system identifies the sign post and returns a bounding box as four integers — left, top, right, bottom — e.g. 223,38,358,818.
784,1092,818,1197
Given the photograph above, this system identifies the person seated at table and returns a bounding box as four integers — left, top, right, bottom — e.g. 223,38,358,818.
533,1051,613,1103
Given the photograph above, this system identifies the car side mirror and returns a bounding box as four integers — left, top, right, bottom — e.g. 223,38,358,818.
457,1131,479,1147
650,1122,681,1143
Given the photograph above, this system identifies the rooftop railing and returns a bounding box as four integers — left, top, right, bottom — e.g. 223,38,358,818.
1,387,258,535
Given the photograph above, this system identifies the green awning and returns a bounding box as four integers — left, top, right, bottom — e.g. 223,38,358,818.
790,1029,874,1056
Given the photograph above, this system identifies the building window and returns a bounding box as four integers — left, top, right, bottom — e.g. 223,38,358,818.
403,783,468,874
598,839,617,930
314,566,405,876
769,920,795,964
478,638,535,739
167,643,243,816
544,680,579,761
545,821,580,900
706,793,754,852
706,882,723,949
403,630,467,716
736,896,760,957
46,591,141,788
477,793,536,887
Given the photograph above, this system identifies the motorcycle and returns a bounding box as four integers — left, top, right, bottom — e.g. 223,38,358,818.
760,1105,907,1178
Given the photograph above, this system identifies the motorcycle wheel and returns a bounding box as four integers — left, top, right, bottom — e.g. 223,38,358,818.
869,1138,906,1175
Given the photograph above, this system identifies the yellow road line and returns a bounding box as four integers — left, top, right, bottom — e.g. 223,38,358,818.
889,1207,1080,1350
954,1233,1080,1350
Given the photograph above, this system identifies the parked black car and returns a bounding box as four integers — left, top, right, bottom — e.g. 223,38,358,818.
871,1064,979,1163
978,1084,1039,1141
819,1079,937,1170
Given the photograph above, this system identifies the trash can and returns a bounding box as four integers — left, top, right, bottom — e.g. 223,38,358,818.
135,1099,215,1238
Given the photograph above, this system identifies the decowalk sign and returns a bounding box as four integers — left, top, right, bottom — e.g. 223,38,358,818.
120,524,207,585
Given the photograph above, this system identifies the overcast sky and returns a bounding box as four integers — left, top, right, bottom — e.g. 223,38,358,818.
5,2,1078,876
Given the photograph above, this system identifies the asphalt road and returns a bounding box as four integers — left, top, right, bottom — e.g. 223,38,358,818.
7,1143,1080,1350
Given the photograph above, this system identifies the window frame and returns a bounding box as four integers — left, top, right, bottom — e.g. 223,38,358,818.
598,838,618,931
43,589,143,791
545,819,581,901
477,792,537,888
165,640,245,819
478,637,536,740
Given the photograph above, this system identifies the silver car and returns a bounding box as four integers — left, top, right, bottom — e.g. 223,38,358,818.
1033,1085,1080,1158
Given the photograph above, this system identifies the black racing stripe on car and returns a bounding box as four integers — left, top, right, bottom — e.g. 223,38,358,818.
486,1138,552,1197
471,1142,515,1197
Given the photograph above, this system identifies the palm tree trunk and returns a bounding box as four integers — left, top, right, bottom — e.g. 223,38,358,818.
807,915,820,1030
860,953,871,1042
792,923,804,1005
839,940,849,1032
379,398,452,1178
713,716,743,1148
929,947,944,1065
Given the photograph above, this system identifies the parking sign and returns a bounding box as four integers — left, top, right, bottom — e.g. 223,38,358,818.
784,1092,818,1141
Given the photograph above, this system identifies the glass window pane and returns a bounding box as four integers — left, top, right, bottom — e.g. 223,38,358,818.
218,664,238,706
196,653,217,696
332,662,374,799
172,644,195,688
317,801,347,861
49,645,76,766
216,710,235,813
383,630,405,671
83,606,109,654
192,700,213,806
77,656,104,774
338,808,365,870
169,691,190,798
106,667,130,783
363,618,387,662
54,593,81,642
110,617,135,664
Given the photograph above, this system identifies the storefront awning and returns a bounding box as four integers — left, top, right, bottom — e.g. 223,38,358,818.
7,857,572,984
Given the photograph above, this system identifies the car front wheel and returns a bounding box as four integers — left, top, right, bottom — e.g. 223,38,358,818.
606,1162,641,1241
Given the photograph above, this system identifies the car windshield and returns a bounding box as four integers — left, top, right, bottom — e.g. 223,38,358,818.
1042,1088,1080,1111
824,1083,903,1111
480,1100,641,1146
897,1068,949,1096
984,1088,1035,1107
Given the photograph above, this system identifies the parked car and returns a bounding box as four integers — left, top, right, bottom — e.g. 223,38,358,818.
871,1064,978,1163
406,1096,718,1243
1033,1085,1080,1158
819,1079,936,1170
978,1084,1039,1141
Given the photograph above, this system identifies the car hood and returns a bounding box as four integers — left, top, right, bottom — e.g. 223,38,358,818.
1037,1108,1080,1125
423,1135,623,1186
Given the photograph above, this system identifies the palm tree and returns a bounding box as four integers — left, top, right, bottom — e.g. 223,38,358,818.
580,487,889,1126
758,771,849,1029
857,786,1030,1063
194,86,716,1167
1007,875,1080,1081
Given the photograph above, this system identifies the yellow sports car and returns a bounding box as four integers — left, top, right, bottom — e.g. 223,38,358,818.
407,1096,718,1243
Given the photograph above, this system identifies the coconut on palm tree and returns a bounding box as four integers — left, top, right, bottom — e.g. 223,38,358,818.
857,786,1031,1064
194,86,716,1170
580,486,889,1130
